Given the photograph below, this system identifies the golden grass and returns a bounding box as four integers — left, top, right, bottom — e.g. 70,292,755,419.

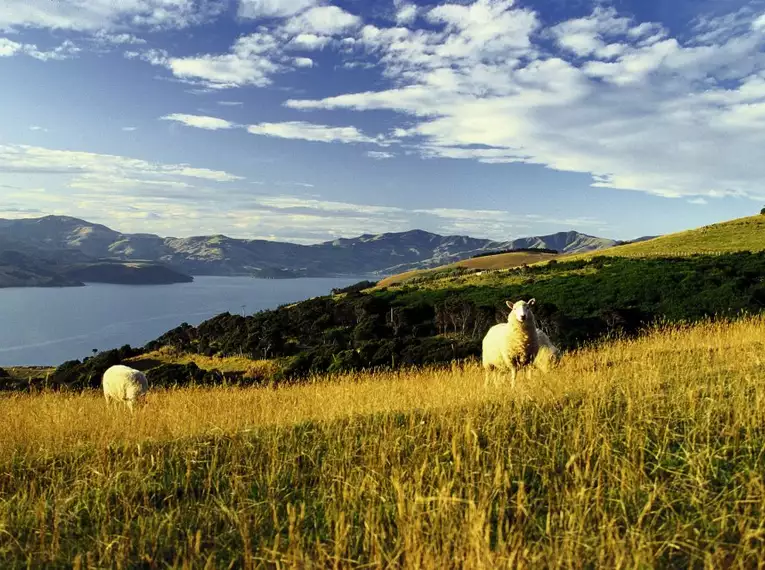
127,347,277,378
3,366,54,381
376,251,556,288
2,316,765,568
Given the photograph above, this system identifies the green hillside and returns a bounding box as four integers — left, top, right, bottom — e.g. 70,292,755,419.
376,250,558,288
570,215,765,260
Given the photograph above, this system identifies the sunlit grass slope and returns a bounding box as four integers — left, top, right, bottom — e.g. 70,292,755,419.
126,346,277,377
2,316,765,568
376,251,557,288
570,215,765,260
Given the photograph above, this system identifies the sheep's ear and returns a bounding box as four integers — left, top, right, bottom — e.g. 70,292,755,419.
528,298,536,306
505,300,514,309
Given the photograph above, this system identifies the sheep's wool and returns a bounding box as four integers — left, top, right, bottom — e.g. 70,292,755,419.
102,364,148,410
482,300,539,376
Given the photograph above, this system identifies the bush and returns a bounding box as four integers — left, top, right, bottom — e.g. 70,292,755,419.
331,280,377,295
50,345,143,390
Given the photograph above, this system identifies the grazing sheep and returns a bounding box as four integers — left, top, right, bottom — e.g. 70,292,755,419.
534,328,562,373
102,364,148,411
482,299,540,387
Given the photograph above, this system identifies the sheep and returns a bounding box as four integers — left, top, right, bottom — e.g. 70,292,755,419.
482,299,540,387
534,328,562,373
102,364,148,411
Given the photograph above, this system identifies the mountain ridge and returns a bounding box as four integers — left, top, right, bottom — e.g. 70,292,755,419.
0,215,624,283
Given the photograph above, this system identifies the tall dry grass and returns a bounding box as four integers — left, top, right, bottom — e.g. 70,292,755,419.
1,317,765,568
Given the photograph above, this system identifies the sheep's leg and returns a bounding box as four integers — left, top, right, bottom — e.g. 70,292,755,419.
510,367,517,389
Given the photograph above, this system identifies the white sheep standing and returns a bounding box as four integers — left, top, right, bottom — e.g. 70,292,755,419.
534,328,561,373
482,299,541,387
102,364,148,411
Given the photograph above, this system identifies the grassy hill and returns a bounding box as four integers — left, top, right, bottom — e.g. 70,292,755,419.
376,250,559,288
568,215,765,260
3,316,765,567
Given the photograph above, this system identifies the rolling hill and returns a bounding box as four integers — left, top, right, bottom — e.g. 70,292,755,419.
568,215,765,260
376,250,560,288
0,216,620,280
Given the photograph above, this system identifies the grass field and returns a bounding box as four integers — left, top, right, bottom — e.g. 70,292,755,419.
569,215,765,260
126,347,277,378
2,316,765,568
376,251,558,288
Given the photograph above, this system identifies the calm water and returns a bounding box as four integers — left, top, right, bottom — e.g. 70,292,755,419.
0,276,366,366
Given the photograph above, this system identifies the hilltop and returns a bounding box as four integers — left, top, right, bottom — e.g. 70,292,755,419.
568,215,765,260
0,215,619,282
376,249,560,288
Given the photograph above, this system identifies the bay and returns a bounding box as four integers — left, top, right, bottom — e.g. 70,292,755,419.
0,276,366,366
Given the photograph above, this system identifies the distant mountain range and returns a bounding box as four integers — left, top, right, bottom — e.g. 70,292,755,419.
0,215,634,287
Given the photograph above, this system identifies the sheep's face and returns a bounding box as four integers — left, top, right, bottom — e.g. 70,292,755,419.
506,299,535,324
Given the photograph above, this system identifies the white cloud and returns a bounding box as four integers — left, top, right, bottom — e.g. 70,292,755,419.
0,143,242,183
285,1,765,202
247,121,385,144
0,0,224,32
92,31,146,45
122,126,138,131
134,30,331,89
217,101,243,106
294,56,314,67
395,3,418,26
238,0,318,19
162,33,283,88
161,113,236,130
366,151,394,159
288,33,331,50
0,37,80,60
284,6,361,36
689,197,709,205
0,37,21,57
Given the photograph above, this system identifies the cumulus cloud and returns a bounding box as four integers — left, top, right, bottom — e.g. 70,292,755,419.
161,113,237,130
247,121,386,144
122,3,364,88
395,2,418,26
238,0,319,19
0,37,80,60
293,56,314,67
288,33,332,51
158,32,284,88
284,0,765,202
283,6,361,36
0,0,225,32
132,21,337,88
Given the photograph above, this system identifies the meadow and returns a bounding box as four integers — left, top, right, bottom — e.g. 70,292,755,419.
2,316,765,568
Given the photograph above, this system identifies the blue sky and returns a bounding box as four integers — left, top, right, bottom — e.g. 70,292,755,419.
1,0,764,243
